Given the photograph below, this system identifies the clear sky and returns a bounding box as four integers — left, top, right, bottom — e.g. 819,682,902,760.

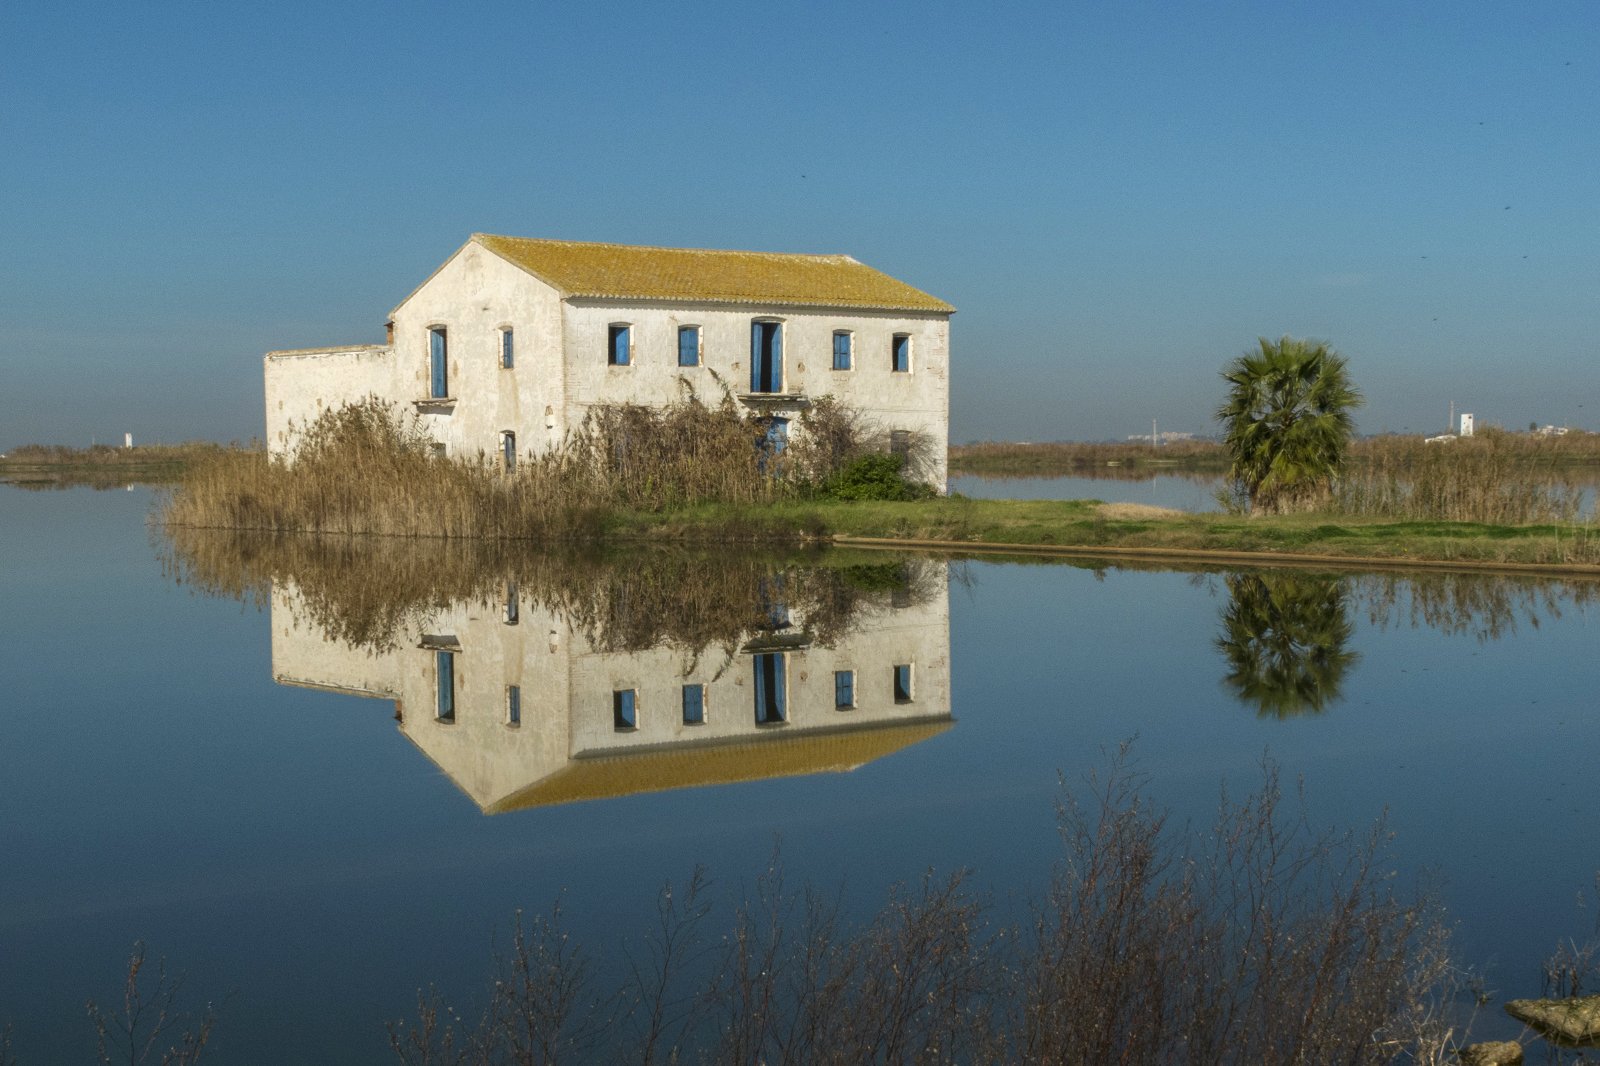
2,0,1595,447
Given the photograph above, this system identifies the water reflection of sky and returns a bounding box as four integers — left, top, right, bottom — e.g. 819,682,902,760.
2,487,1598,1058
949,471,1225,511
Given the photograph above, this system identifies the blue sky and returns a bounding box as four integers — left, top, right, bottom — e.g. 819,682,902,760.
3,0,1595,446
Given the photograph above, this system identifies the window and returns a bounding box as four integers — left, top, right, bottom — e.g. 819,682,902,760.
608,324,631,366
613,689,637,730
682,684,706,725
893,664,914,704
832,331,852,371
889,429,912,459
429,328,449,397
753,652,787,724
500,328,515,369
435,651,456,722
678,325,701,367
891,333,911,374
750,320,783,393
834,670,855,710
503,580,519,624
430,442,448,459
501,431,517,473
506,685,522,727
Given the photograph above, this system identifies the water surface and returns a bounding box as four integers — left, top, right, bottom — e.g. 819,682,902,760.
3,486,1598,1060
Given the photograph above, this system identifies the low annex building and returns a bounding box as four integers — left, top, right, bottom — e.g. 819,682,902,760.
264,234,955,483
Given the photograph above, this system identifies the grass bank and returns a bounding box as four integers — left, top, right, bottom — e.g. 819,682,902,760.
605,496,1600,570
0,441,233,487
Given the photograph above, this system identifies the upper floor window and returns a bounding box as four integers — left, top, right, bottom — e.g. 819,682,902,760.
505,685,522,727
832,331,852,371
834,670,855,710
608,324,632,367
750,320,783,393
753,652,787,724
435,650,456,722
891,333,911,374
893,664,914,704
500,328,515,369
678,325,701,367
429,327,449,397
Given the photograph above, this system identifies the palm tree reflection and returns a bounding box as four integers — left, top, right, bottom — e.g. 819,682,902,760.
1216,572,1359,718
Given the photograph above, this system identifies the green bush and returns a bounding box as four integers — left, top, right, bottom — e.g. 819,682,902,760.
820,454,932,501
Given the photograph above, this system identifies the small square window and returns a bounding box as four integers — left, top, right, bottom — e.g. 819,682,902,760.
506,685,522,727
834,670,855,710
832,331,852,371
678,325,701,368
613,689,637,730
893,664,913,704
682,684,706,725
891,334,911,374
609,324,631,367
500,328,515,369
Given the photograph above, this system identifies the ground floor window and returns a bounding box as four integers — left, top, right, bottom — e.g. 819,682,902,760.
754,653,786,724
893,664,914,704
834,670,855,709
682,684,705,725
613,689,638,730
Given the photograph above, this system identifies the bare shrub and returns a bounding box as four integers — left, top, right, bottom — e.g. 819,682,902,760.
85,942,218,1066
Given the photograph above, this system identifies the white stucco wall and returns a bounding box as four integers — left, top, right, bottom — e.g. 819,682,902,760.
388,241,567,462
561,301,950,484
264,345,397,457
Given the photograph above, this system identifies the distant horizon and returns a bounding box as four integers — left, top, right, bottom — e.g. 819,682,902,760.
5,0,1594,450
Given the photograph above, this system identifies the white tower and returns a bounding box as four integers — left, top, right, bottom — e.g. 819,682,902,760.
1460,413,1474,437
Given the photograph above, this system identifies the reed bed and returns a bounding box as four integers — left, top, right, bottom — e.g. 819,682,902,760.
161,397,897,539
950,439,1229,475
1335,430,1596,524
162,525,938,654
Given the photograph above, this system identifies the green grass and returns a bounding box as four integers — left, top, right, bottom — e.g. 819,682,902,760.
600,496,1600,568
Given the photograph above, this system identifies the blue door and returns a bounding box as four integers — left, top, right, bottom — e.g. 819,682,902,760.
430,329,449,397
750,321,782,393
753,653,786,723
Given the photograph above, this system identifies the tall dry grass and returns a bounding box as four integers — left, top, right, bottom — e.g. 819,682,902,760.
1336,429,1597,524
162,526,938,654
161,396,887,539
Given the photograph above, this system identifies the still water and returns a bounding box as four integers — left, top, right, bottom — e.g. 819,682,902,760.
3,486,1599,1061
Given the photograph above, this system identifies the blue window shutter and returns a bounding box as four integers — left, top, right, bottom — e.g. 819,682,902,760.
894,664,912,702
682,684,704,724
614,689,636,729
430,329,448,397
893,334,909,373
754,653,786,723
750,321,762,391
679,326,698,367
501,329,514,369
835,670,853,708
610,325,630,366
834,332,851,370
771,324,782,392
506,685,521,725
436,651,455,720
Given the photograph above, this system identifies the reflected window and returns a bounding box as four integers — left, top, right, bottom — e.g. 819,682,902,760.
754,653,786,724
682,684,705,725
503,581,519,625
834,670,855,710
613,689,637,730
501,431,516,472
435,650,456,722
893,664,913,704
506,685,521,727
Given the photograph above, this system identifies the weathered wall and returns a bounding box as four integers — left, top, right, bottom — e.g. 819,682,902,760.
263,345,397,457
561,301,951,484
388,241,567,462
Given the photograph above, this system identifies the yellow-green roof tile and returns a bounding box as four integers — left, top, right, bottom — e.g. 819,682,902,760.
486,716,953,813
474,234,954,314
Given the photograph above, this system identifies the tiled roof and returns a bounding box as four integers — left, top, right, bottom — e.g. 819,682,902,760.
474,234,954,313
485,716,953,813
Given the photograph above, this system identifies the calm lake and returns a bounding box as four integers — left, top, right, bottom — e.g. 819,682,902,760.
4,485,1599,1062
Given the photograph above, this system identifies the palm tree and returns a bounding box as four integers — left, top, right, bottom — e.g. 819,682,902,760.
1217,337,1363,514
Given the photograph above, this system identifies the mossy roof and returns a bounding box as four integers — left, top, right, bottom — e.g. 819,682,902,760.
485,716,953,813
473,234,955,314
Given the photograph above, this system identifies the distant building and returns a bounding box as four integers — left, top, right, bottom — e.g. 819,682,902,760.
265,234,955,484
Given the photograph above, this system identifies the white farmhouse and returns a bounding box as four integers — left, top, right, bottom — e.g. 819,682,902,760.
265,234,955,483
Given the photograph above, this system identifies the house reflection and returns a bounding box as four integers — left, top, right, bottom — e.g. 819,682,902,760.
269,565,953,812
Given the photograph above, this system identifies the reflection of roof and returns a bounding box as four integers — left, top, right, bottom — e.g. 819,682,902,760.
474,234,955,314
487,716,953,813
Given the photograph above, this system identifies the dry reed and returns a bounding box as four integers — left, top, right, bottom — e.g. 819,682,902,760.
161,396,888,539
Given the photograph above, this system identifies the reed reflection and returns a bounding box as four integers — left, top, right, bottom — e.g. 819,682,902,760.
1215,572,1359,719
167,531,953,812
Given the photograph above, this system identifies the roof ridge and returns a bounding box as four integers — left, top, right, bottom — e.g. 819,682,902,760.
474,233,849,262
